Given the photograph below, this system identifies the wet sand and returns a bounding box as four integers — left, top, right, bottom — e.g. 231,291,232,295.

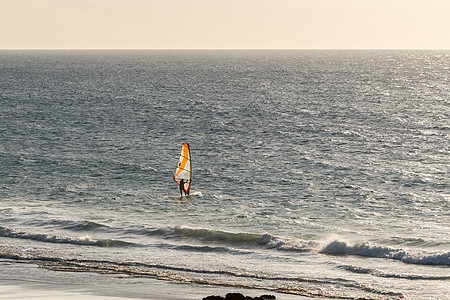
0,261,312,300
0,279,312,300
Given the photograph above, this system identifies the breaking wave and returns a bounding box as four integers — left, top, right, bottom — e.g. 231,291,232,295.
172,226,262,245
20,222,446,266
142,226,317,251
177,227,315,250
258,234,319,252
148,227,450,266
342,265,450,280
321,240,450,266
0,226,134,247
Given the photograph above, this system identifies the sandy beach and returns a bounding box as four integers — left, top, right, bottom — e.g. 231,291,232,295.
1,282,134,300
0,279,310,300
0,261,309,300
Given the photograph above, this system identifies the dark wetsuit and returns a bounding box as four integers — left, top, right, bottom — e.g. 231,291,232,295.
179,179,186,196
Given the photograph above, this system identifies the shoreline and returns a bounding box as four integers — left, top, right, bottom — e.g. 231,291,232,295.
0,261,311,300
0,279,311,300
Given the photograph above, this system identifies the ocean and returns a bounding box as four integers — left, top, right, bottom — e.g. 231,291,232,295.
0,50,448,299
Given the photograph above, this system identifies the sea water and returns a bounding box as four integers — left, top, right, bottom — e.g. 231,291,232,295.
0,50,448,299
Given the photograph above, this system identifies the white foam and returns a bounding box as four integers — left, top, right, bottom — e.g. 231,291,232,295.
0,226,131,247
321,240,450,266
258,234,318,251
343,264,450,280
189,191,203,197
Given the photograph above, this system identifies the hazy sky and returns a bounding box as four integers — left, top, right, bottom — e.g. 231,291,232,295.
1,0,449,49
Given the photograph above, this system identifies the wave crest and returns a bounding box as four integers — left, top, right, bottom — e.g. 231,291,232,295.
258,234,317,252
321,240,450,266
342,265,450,280
0,226,133,247
128,226,450,266
172,226,261,245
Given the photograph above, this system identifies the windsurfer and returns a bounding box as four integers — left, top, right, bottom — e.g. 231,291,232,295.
179,179,186,196
174,143,191,197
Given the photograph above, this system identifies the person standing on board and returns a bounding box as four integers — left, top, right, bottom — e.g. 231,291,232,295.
179,179,186,197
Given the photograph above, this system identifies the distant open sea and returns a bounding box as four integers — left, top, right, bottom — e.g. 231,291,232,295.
0,50,449,299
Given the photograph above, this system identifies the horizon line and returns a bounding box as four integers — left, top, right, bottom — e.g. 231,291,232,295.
1,48,449,51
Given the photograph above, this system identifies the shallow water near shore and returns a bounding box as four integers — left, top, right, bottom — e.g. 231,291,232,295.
0,50,449,299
